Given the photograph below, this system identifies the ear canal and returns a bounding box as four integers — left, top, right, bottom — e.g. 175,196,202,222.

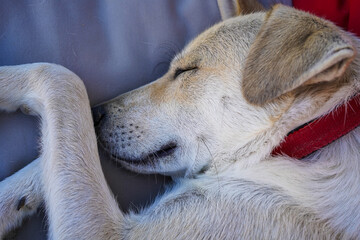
217,0,264,20
242,5,356,106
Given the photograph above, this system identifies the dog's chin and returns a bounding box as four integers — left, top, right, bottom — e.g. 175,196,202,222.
108,142,187,177
119,158,187,178
115,142,177,165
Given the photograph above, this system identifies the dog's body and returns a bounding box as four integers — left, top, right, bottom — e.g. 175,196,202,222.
1,3,360,239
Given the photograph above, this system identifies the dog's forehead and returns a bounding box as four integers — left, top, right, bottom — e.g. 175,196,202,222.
179,12,265,66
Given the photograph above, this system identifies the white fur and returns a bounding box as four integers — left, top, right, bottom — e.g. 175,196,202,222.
0,8,360,240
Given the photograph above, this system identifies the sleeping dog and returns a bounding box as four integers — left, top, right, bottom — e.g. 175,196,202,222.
0,1,360,239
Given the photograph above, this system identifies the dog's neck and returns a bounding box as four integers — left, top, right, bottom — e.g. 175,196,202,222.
212,81,360,172
206,49,360,174
269,48,360,160
272,93,360,159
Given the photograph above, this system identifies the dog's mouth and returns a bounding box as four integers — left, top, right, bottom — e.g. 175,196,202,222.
111,142,178,166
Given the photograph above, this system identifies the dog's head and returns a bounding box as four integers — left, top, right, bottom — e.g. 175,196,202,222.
93,4,358,178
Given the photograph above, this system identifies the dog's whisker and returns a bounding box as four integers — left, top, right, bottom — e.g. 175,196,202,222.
198,137,221,190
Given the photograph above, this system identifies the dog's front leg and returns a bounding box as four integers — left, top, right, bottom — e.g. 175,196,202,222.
0,63,123,239
0,158,43,238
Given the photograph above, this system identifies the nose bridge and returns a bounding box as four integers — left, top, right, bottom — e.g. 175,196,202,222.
104,83,150,107
104,82,165,118
112,76,170,108
149,77,171,104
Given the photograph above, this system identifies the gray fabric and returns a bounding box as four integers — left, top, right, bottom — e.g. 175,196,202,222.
0,0,292,238
0,0,220,238
0,0,221,105
0,0,221,180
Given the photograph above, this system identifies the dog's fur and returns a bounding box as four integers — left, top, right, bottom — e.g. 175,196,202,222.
1,2,360,239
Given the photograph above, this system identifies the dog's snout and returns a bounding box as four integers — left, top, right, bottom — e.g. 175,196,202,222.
92,105,106,127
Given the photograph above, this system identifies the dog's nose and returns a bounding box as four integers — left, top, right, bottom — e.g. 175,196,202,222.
92,105,106,127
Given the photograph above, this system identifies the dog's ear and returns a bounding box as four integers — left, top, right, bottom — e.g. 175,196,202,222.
242,5,356,106
217,0,264,20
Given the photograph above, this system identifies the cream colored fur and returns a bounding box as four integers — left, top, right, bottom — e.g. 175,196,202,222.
1,3,360,239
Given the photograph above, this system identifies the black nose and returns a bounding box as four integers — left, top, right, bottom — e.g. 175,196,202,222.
92,105,106,127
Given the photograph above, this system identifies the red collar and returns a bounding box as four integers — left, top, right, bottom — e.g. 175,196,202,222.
271,93,360,159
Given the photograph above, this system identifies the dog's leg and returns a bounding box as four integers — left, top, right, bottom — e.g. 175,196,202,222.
0,158,43,237
0,63,122,239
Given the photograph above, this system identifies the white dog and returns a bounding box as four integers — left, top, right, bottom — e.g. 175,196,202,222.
1,2,360,239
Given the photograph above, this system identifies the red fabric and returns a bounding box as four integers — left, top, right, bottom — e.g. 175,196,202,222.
293,0,360,36
271,94,360,159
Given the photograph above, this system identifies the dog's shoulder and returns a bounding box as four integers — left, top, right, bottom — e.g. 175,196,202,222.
123,172,339,239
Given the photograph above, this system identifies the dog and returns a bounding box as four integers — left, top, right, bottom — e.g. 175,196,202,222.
1,1,360,239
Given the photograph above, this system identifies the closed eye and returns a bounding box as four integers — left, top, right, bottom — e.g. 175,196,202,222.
174,67,198,79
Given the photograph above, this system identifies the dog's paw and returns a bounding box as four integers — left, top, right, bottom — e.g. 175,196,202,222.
20,104,38,116
0,159,43,238
0,182,41,238
0,190,35,237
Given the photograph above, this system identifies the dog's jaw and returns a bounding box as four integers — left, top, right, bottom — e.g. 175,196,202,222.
94,93,214,177
96,118,214,178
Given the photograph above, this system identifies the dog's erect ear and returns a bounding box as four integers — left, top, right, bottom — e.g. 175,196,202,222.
217,0,264,20
242,5,356,106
